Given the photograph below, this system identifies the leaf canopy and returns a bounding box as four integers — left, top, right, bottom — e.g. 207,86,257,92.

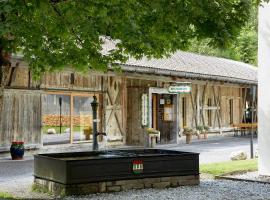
0,0,254,76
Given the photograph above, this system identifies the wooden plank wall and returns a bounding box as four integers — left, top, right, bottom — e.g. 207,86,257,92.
180,83,242,130
7,66,103,92
124,78,246,145
41,72,102,91
126,79,156,145
126,87,149,145
0,89,42,147
2,65,249,146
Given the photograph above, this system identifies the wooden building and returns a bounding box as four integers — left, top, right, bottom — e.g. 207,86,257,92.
0,51,257,150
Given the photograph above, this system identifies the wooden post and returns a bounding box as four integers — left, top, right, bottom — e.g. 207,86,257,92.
70,93,74,143
241,88,247,123
153,94,157,130
196,85,200,126
212,86,222,131
190,85,198,127
201,83,208,126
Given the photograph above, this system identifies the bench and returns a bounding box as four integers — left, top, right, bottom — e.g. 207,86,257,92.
231,123,257,136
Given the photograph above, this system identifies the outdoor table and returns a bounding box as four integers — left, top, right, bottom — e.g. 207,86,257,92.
232,123,257,136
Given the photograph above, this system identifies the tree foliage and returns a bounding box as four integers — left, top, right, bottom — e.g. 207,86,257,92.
0,0,253,76
187,6,258,65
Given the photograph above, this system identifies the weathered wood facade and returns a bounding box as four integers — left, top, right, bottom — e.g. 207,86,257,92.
0,89,42,148
0,59,256,149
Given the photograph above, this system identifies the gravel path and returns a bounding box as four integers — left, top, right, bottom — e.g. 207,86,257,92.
0,176,53,199
63,179,270,200
0,160,53,199
228,171,270,183
1,177,270,200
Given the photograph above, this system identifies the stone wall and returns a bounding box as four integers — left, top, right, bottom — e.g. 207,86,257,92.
42,115,92,126
34,175,199,196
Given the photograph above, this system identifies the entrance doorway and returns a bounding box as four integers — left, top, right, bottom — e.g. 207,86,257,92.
151,91,179,144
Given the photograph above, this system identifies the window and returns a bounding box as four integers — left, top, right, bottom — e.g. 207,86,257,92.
229,99,234,124
182,97,187,127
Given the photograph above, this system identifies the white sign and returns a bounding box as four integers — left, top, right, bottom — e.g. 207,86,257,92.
160,99,165,105
93,119,100,123
141,94,148,126
168,85,191,93
164,106,173,121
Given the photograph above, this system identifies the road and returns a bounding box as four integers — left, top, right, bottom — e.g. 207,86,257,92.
0,135,258,198
162,136,257,163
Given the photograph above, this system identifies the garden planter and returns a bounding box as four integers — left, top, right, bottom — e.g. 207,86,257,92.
186,134,192,144
203,132,208,139
10,141,24,160
83,127,92,140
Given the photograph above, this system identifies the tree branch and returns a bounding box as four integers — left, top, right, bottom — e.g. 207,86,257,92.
50,2,84,46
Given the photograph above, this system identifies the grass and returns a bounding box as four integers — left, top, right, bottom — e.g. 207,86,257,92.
42,126,84,134
0,192,16,199
200,159,258,176
32,183,63,198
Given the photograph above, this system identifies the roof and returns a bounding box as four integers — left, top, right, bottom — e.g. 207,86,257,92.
13,39,258,85
120,51,257,85
102,39,257,85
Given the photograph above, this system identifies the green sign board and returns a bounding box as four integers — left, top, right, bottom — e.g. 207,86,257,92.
168,85,191,93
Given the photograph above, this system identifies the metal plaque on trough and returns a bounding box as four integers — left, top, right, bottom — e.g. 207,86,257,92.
133,160,144,174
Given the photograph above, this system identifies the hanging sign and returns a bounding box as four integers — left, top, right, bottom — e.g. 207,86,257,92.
132,160,144,174
168,83,191,94
141,94,148,126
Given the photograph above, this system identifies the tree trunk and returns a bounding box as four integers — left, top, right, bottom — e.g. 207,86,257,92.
0,50,4,116
0,48,11,116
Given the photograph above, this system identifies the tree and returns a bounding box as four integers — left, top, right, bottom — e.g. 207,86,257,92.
186,6,258,65
0,0,254,111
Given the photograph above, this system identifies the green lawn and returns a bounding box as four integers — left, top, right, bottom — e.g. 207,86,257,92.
42,126,84,134
0,192,16,200
200,159,258,176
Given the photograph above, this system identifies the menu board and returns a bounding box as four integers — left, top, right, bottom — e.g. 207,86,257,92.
164,105,173,121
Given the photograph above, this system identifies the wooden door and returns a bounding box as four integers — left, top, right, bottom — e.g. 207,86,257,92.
126,87,145,145
105,77,124,142
157,94,178,144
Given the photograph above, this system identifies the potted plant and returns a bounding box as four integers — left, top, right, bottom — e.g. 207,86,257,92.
83,126,93,140
146,128,160,147
10,141,24,160
183,127,194,144
203,125,210,139
196,125,204,139
146,128,160,135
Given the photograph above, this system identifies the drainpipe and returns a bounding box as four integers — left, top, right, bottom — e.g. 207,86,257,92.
91,95,99,151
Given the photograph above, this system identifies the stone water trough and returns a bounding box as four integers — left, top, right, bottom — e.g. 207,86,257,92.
34,149,199,195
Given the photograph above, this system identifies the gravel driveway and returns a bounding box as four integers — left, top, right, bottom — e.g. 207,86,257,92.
0,136,264,199
64,179,270,200
1,177,270,200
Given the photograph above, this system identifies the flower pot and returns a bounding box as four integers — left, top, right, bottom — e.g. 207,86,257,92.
84,127,92,140
10,141,24,160
186,134,192,144
203,132,208,139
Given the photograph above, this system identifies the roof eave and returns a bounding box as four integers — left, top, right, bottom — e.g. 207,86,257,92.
120,64,257,86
